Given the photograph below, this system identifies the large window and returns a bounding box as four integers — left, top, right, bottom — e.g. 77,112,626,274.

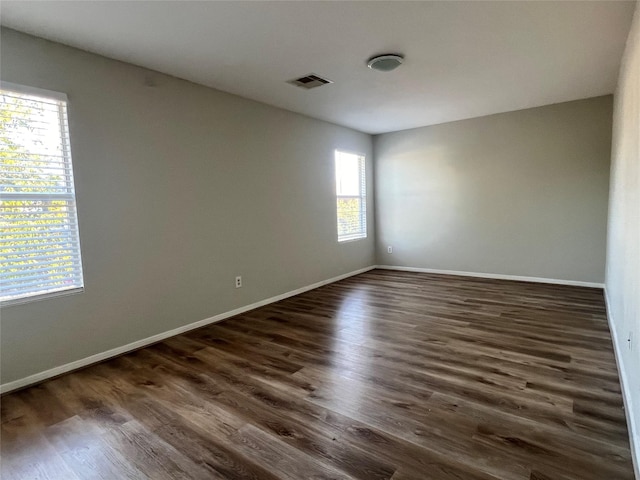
335,150,366,242
1,83,84,305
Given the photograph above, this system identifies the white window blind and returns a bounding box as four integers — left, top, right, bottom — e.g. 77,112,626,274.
335,150,367,242
1,83,84,305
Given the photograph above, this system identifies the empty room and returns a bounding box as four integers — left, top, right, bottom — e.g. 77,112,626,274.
1,1,639,479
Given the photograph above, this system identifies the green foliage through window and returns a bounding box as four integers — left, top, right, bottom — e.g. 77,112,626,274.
335,151,366,242
1,85,84,304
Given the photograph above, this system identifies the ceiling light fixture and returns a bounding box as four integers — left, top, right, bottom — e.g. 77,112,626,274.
367,54,404,72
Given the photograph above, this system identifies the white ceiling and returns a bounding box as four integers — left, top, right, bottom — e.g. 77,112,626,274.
1,1,635,134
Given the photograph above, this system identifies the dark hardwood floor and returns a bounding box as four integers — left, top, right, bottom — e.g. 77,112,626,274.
0,269,634,479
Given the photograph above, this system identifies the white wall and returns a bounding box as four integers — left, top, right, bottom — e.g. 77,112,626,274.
374,97,613,284
606,2,640,476
0,28,374,386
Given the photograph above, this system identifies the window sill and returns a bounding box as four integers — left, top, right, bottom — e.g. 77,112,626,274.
338,236,367,244
1,287,84,308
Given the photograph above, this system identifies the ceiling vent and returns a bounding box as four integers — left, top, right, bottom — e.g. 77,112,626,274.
288,74,333,90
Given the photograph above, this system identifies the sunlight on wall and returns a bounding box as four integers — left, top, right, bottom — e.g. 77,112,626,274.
384,147,460,248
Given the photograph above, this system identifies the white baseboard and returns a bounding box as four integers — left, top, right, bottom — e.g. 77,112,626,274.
604,288,640,480
375,265,604,289
0,266,376,394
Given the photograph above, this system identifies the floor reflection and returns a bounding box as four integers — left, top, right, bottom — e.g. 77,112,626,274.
327,287,373,410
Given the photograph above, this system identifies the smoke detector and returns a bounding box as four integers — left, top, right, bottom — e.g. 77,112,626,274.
367,54,404,72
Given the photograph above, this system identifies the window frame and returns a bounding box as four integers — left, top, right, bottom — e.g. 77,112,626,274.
1,81,85,307
334,149,367,243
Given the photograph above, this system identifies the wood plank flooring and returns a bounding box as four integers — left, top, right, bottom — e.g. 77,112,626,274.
0,269,634,479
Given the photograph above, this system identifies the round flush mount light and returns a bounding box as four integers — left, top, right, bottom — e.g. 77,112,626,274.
367,54,404,72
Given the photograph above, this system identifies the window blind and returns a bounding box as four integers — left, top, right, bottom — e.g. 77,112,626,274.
335,150,367,242
1,83,84,305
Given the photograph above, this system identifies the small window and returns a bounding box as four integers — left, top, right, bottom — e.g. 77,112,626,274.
335,150,366,242
1,83,84,305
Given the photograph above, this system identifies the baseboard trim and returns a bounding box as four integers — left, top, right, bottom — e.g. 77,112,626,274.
0,266,376,394
375,265,604,289
604,288,640,479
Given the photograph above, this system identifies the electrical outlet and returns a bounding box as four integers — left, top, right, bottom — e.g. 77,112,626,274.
235,276,242,288
387,246,393,254
628,331,633,350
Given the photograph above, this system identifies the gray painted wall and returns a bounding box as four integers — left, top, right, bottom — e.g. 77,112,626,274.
374,97,613,283
606,2,640,474
0,29,374,384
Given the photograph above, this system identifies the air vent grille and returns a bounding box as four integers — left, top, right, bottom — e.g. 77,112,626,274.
288,74,333,89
